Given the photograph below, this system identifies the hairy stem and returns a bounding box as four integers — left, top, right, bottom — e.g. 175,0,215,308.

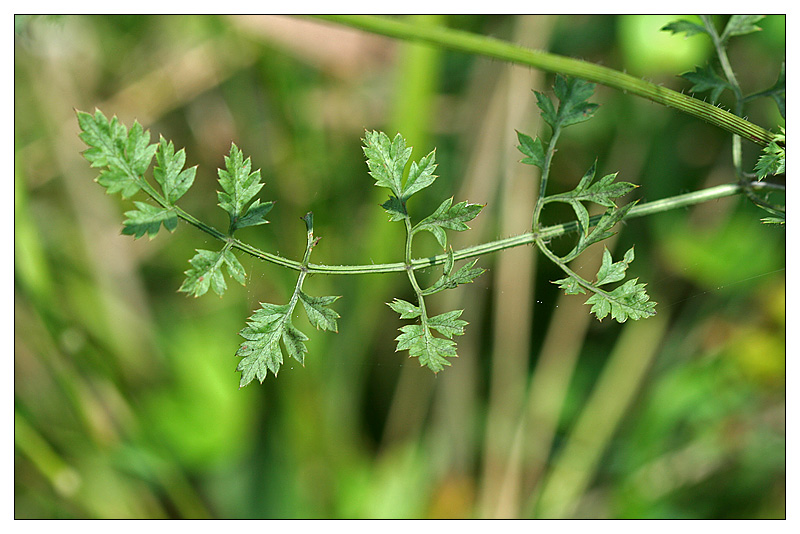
532,127,562,232
209,181,762,275
308,14,778,147
403,214,429,328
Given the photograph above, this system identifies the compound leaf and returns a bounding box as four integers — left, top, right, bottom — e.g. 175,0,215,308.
121,201,178,239
362,131,411,198
77,109,157,198
217,143,271,232
236,302,304,386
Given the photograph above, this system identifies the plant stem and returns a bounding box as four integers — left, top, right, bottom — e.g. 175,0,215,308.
180,181,759,275
307,14,778,147
403,213,429,327
532,127,561,232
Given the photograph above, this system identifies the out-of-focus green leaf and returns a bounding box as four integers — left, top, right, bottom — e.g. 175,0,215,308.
721,15,765,41
680,64,732,104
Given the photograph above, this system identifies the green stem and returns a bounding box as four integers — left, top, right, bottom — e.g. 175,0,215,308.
533,127,562,232
403,214,429,327
700,16,785,216
307,14,778,147
163,181,766,275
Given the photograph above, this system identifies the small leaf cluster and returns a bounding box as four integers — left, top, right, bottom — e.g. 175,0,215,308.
237,214,341,386
77,109,341,386
363,131,484,372
180,143,274,298
516,76,656,323
78,109,192,239
754,127,786,181
554,247,656,322
663,16,785,118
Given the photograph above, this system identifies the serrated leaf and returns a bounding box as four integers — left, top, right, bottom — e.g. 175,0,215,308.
362,131,411,198
388,298,422,319
236,302,308,386
574,202,637,256
121,201,177,239
299,291,341,332
77,109,157,198
402,149,438,199
96,167,141,198
427,310,467,339
516,130,546,168
77,109,127,169
754,127,785,180
747,63,785,119
217,143,271,232
179,247,246,297
235,199,275,230
550,162,636,208
222,249,246,286
395,324,456,373
721,15,765,41
154,137,196,204
594,247,635,286
550,75,599,129
680,64,732,104
380,195,407,221
413,197,484,249
535,91,558,127
423,258,484,296
585,278,656,323
125,121,158,177
553,276,585,295
661,19,708,38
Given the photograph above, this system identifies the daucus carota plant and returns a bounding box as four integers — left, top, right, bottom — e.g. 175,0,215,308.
76,15,784,387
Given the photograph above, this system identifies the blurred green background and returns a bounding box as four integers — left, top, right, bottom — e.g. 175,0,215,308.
14,15,785,519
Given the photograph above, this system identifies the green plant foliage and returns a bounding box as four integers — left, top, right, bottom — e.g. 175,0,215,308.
663,16,785,226
75,20,783,381
535,75,598,130
363,130,484,372
661,19,708,38
754,127,786,180
217,143,274,233
179,247,246,298
680,64,732,104
720,15,765,41
518,75,655,323
77,109,158,198
236,213,341,386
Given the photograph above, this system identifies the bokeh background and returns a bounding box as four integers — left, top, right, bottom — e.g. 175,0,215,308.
14,15,785,519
